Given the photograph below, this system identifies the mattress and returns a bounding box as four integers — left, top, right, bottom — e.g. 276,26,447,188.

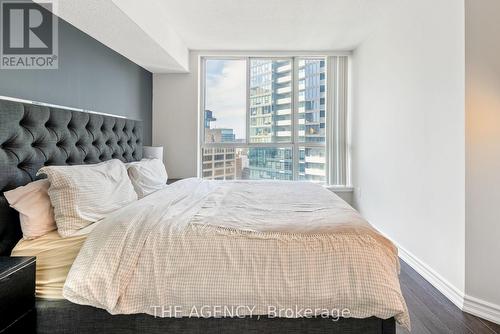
63,178,410,329
11,227,92,299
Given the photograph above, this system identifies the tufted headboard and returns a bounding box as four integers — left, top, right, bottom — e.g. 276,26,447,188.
0,97,143,255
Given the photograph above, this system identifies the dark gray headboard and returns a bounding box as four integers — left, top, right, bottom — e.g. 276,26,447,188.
0,97,143,255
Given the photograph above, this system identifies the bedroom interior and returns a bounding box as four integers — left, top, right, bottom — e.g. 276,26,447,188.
0,0,499,334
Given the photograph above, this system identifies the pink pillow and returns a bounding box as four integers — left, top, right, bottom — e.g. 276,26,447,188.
4,179,57,239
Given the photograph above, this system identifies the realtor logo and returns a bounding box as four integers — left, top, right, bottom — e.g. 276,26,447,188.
1,0,58,69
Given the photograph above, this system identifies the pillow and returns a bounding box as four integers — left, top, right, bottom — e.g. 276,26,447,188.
4,179,57,239
126,159,168,198
37,159,137,237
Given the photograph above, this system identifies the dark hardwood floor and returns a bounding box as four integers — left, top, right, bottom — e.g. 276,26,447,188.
398,260,500,334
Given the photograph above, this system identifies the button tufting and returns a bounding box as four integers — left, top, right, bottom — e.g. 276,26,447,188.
0,108,143,195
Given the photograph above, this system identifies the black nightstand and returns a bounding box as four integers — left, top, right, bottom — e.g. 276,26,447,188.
0,256,36,333
167,178,183,185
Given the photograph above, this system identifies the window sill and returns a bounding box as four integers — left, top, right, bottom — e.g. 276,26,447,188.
323,185,354,192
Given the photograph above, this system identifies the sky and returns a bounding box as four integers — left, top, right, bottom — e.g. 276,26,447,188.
205,59,246,140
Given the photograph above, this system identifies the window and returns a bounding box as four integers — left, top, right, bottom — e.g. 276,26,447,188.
200,56,349,185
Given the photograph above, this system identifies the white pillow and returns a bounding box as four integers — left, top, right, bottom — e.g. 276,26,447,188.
4,179,57,239
126,159,168,198
37,159,137,237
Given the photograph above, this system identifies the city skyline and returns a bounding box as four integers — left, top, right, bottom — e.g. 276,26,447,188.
202,58,327,183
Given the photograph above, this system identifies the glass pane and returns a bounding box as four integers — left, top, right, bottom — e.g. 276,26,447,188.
201,147,293,181
247,147,293,180
249,59,292,143
204,59,246,143
297,58,326,143
298,146,326,183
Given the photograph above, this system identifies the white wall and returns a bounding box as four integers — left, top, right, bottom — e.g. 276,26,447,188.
465,0,500,312
153,53,199,178
351,0,466,299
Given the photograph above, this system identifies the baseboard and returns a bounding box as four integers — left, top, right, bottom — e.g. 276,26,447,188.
358,223,500,325
463,295,500,325
397,245,465,309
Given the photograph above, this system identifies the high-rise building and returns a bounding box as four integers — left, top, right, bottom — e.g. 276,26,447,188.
235,151,249,179
205,128,236,143
247,59,326,182
249,59,293,143
297,59,326,183
202,147,236,180
247,147,293,180
202,110,237,180
204,110,217,129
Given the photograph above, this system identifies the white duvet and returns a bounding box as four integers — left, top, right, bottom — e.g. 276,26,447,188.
63,178,410,329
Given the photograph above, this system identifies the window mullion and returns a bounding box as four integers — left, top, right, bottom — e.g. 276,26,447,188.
292,57,300,181
199,57,206,178
246,57,251,145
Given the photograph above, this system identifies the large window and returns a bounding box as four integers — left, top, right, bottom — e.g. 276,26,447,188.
200,56,348,185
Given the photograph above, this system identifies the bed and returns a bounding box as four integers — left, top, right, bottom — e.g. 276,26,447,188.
0,97,408,333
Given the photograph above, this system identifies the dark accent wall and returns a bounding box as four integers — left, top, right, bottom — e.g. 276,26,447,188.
0,2,152,144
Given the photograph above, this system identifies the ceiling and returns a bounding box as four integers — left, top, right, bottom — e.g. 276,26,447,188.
42,0,396,73
152,0,395,51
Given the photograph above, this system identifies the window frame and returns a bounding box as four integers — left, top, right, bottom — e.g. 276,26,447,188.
198,54,348,186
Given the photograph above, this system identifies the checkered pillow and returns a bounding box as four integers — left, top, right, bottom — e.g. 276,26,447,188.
37,159,137,237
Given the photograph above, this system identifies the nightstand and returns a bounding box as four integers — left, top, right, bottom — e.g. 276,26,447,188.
0,256,36,333
167,178,183,185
